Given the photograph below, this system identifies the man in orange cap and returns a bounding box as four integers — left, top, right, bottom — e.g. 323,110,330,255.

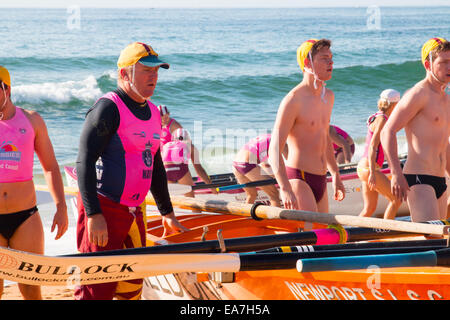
0,66,68,299
268,39,345,213
75,42,188,300
381,37,450,222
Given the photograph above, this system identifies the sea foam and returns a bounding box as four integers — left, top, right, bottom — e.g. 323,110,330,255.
12,75,102,104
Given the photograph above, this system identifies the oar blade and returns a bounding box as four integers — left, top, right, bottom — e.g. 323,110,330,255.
296,250,438,273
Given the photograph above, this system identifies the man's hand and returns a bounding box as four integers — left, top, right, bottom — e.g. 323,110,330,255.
391,173,410,202
87,214,108,247
280,187,299,210
162,212,190,238
333,175,345,201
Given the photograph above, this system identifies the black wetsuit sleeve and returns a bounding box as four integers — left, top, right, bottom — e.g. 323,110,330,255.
150,149,174,216
76,98,119,216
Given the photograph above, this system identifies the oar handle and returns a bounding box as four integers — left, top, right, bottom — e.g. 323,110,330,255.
217,178,277,191
191,180,236,190
296,250,438,273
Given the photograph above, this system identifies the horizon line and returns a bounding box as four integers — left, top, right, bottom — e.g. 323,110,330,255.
0,5,449,9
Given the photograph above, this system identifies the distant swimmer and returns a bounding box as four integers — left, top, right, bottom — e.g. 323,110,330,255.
329,125,355,164
357,89,402,220
232,133,287,207
0,66,68,300
162,128,217,197
269,39,345,212
381,37,450,222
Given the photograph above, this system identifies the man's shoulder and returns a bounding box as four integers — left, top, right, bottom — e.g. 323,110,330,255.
398,83,428,110
282,85,306,105
20,108,46,130
87,94,119,117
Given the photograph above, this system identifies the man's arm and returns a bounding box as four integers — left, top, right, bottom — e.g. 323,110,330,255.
76,99,118,216
29,110,68,240
268,93,298,209
446,139,450,177
325,130,345,201
75,99,119,247
380,89,423,201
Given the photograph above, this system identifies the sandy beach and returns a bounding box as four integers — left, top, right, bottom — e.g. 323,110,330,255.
2,284,75,300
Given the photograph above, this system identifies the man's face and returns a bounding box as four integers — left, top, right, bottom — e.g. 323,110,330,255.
0,82,10,106
132,62,160,98
311,47,333,81
430,50,450,84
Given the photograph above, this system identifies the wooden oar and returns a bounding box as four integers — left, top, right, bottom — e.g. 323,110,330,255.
153,196,450,237
296,247,450,273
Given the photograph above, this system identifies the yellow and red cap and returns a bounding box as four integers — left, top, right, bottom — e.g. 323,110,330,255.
117,42,170,69
297,39,318,71
0,66,11,86
421,37,447,65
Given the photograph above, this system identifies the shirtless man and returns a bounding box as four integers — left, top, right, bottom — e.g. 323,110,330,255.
0,66,68,299
446,138,450,218
269,39,345,212
381,37,450,222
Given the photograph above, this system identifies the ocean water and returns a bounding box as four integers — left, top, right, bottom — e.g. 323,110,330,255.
0,7,449,262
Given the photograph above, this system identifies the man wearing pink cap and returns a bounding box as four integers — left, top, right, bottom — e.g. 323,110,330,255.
381,37,450,222
75,42,188,300
269,39,345,213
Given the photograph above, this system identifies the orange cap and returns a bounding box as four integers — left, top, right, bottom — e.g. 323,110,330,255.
0,66,11,86
117,42,169,69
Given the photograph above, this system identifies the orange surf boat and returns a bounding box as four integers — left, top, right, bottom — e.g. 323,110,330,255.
142,204,450,301
60,165,450,301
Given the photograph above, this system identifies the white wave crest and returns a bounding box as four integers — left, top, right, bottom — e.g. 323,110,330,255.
12,75,102,104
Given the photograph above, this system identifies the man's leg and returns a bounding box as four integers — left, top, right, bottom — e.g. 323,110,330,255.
9,212,44,300
289,179,318,212
407,185,439,222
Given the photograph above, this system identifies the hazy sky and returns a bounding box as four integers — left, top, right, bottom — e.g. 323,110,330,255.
0,0,448,8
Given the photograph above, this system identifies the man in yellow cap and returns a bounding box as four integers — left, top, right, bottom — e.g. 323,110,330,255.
268,39,345,213
75,42,188,300
381,37,450,222
0,66,68,299
447,138,450,219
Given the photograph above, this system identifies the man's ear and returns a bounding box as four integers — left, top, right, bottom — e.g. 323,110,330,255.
423,58,431,72
120,68,130,82
303,57,312,70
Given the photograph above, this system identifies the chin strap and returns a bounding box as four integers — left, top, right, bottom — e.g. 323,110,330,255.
129,64,151,101
304,51,327,102
0,82,7,120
